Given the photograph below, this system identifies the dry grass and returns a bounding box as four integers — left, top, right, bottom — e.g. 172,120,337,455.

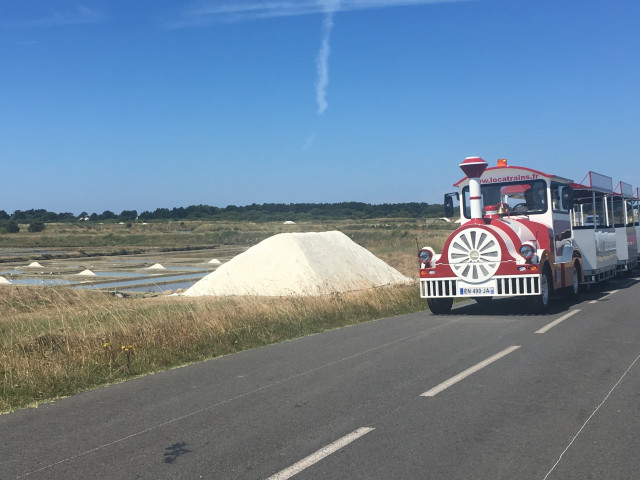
0,284,425,413
0,220,455,413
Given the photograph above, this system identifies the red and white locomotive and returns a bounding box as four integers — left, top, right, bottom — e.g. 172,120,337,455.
419,157,639,314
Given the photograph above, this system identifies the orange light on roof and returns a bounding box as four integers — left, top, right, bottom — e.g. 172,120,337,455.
497,158,508,167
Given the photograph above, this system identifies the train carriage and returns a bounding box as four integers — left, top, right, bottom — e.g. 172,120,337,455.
570,172,617,283
612,181,638,273
635,187,640,262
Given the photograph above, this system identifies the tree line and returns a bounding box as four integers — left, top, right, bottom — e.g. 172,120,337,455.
0,202,444,232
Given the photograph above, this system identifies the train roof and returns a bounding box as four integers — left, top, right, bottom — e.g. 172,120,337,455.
613,181,634,198
453,164,572,188
570,171,613,194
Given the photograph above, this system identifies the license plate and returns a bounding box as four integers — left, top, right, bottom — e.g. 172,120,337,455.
458,281,495,296
461,287,494,295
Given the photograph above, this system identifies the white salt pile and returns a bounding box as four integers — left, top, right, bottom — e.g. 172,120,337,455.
0,276,11,285
147,263,166,270
76,269,96,276
208,259,222,265
283,220,296,225
185,231,411,297
27,262,43,268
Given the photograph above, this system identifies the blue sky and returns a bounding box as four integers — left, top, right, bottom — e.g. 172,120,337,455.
1,0,639,215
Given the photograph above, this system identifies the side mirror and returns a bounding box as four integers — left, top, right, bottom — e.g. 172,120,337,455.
562,188,574,210
444,194,454,217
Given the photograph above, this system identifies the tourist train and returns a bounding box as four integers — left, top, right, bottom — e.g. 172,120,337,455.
419,157,639,314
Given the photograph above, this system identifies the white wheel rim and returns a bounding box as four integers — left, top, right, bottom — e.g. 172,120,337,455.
448,228,500,283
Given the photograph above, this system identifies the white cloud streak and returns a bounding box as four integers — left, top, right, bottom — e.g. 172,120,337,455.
0,5,107,28
172,0,464,27
302,132,317,150
1,5,105,28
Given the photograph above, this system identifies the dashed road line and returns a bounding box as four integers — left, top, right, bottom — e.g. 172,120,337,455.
589,289,619,304
266,427,375,480
535,310,580,334
421,346,521,397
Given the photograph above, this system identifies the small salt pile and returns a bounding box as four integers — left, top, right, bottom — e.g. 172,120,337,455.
76,269,96,276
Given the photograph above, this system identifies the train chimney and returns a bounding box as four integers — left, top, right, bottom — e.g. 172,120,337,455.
459,156,488,220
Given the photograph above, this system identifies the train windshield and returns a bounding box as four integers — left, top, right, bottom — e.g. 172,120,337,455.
462,179,548,218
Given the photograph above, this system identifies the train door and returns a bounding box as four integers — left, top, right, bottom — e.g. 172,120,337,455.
551,182,573,263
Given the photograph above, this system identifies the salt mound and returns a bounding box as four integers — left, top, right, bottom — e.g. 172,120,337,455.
76,269,96,276
208,259,222,265
147,263,166,270
283,220,296,225
185,231,411,297
0,276,11,285
28,262,43,268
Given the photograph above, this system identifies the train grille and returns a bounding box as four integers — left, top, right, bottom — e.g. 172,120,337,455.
420,275,540,298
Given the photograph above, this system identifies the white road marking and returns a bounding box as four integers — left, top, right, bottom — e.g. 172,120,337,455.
420,346,520,397
535,310,580,334
267,427,374,480
589,289,619,304
542,350,640,480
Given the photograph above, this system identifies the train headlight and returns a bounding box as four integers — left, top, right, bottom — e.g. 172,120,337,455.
418,248,433,265
519,243,535,260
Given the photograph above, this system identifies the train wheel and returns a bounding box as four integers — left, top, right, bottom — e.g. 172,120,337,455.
427,298,453,314
530,268,552,313
560,263,580,301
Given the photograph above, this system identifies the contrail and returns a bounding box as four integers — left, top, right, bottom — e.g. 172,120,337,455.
171,0,467,113
316,0,341,115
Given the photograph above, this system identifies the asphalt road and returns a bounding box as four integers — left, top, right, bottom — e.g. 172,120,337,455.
2,276,639,479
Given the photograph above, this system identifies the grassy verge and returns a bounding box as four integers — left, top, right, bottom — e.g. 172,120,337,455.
1,284,426,413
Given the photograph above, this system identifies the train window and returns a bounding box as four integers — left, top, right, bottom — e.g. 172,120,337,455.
461,179,548,218
551,183,570,213
597,197,609,228
626,200,634,226
574,195,610,228
573,201,593,227
612,196,625,227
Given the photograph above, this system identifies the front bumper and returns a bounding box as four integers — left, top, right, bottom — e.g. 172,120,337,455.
420,274,541,298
